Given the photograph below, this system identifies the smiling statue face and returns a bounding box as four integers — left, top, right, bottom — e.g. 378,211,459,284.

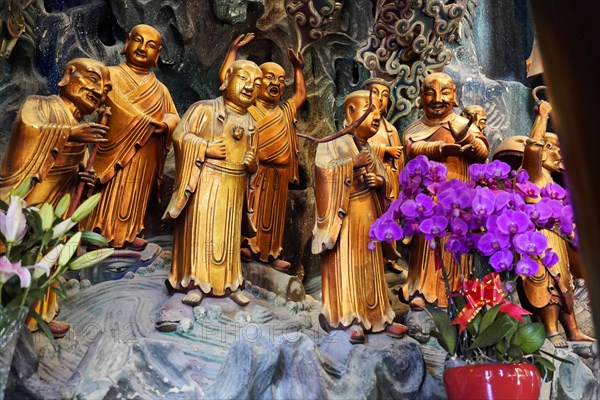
421,72,456,121
258,62,285,103
60,58,112,116
223,60,262,110
344,90,381,141
122,24,162,70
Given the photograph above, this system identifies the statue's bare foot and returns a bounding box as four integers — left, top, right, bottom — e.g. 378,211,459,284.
348,325,365,344
48,320,70,339
271,258,291,272
567,329,596,343
182,290,204,307
385,322,408,339
156,293,193,332
409,295,426,311
547,332,568,348
229,291,250,306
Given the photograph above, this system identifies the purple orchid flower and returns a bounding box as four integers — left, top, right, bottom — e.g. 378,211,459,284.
541,183,566,201
485,160,512,180
472,187,496,217
496,210,530,235
515,169,529,184
371,219,403,243
541,248,559,268
515,255,539,277
468,163,487,182
513,231,548,256
516,181,541,198
478,232,510,256
419,216,448,241
489,249,514,272
400,193,434,219
559,205,575,236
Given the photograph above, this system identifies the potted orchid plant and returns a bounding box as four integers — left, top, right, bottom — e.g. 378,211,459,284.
369,155,574,399
0,178,114,394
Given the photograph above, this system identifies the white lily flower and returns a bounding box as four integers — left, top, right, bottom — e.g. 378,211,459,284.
0,195,27,246
0,255,31,288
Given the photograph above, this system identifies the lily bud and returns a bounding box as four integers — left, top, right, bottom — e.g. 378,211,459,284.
68,248,114,271
32,244,64,280
39,203,55,231
55,194,71,217
51,218,77,240
11,177,33,198
70,193,101,223
80,231,109,247
58,232,82,267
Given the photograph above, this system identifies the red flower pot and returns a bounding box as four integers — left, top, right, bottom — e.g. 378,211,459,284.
443,363,541,400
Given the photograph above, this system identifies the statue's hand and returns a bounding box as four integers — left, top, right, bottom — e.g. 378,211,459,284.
288,46,304,68
69,122,109,143
363,172,382,188
150,119,169,135
537,99,552,118
440,143,462,158
353,150,372,168
206,139,226,159
78,171,95,185
385,146,403,159
460,144,474,154
243,150,257,173
231,33,255,50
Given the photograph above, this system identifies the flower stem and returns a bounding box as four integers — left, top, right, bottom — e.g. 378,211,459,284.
434,238,458,319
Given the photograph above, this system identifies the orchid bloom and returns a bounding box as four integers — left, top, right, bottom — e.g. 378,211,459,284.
0,195,27,246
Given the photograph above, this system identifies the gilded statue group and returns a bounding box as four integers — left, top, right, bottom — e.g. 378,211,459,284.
0,25,594,347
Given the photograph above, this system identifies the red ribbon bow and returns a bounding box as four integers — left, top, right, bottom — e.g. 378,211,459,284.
451,272,531,333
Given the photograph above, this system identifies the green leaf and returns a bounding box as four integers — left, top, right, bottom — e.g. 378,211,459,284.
511,322,545,354
50,284,68,300
80,231,109,247
539,349,574,364
468,314,514,351
426,306,458,355
26,209,44,237
507,343,525,361
533,354,556,382
478,304,502,334
468,311,483,335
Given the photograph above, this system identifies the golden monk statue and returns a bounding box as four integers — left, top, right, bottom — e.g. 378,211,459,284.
402,72,489,309
498,100,594,348
460,104,488,134
219,33,306,272
0,57,111,337
312,90,407,344
81,24,180,250
364,77,404,274
160,59,261,311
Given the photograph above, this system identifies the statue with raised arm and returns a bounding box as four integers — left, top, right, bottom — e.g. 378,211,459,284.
0,57,111,337
157,59,261,323
402,72,489,309
312,90,407,344
517,100,594,348
81,24,180,251
364,77,404,273
460,104,488,134
219,33,306,272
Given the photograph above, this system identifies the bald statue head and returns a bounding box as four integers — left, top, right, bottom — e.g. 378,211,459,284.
343,90,381,141
121,24,162,71
257,62,286,103
420,72,458,122
220,59,263,111
461,104,487,132
58,58,112,118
